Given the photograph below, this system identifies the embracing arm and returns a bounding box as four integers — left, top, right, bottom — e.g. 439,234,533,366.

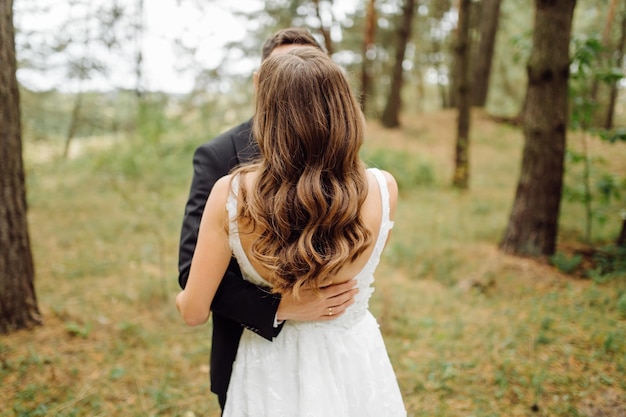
177,176,232,326
178,142,232,289
177,136,283,337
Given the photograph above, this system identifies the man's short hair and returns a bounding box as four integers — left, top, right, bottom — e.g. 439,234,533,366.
261,28,324,60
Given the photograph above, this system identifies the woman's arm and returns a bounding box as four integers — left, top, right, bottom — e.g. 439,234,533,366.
176,176,233,326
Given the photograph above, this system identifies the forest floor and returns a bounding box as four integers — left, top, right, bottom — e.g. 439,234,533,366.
1,109,625,417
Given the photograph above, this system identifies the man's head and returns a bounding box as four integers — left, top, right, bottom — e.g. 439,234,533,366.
261,28,324,60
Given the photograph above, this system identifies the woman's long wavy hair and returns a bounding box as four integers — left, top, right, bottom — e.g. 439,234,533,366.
234,47,372,296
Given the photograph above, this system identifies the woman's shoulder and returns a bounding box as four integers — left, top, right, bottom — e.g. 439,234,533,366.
367,168,398,220
214,174,234,191
208,175,235,206
216,169,261,199
368,168,398,196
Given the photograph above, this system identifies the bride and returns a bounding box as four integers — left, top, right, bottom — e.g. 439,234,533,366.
176,46,406,417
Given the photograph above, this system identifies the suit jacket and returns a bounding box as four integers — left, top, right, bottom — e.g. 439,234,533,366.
177,119,282,408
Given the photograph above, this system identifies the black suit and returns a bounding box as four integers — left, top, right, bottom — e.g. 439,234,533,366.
177,119,282,409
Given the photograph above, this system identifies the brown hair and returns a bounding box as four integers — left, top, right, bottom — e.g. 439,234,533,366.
235,47,372,296
261,28,324,60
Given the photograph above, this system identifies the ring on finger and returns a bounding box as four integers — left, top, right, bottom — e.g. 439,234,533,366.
328,307,333,316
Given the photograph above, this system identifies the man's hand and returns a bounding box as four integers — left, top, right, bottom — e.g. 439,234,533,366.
276,280,359,322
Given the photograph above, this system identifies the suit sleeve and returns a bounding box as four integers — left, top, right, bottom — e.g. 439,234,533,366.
178,138,282,341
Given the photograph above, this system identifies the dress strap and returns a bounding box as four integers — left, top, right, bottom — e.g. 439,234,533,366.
226,174,240,226
368,168,394,232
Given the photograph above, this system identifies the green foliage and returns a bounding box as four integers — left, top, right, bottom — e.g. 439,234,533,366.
550,252,583,274
563,154,626,243
565,35,626,243
550,245,626,283
586,245,626,283
569,34,624,131
600,128,626,144
569,36,607,130
596,173,622,204
64,321,92,339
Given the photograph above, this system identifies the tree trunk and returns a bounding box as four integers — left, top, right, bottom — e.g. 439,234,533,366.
606,8,626,129
0,0,41,333
134,0,144,99
448,54,458,109
471,0,502,107
360,0,377,112
381,0,415,128
500,0,576,257
447,0,459,109
590,0,618,104
312,0,334,55
452,0,472,189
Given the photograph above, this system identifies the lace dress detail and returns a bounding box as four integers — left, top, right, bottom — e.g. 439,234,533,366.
223,168,406,417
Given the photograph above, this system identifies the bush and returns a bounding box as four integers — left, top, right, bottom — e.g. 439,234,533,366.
550,252,583,274
587,245,626,283
361,148,435,190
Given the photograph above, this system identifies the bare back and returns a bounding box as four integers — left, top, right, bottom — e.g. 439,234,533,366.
230,168,398,288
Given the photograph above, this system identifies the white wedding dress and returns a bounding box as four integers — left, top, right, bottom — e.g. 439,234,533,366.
223,168,407,417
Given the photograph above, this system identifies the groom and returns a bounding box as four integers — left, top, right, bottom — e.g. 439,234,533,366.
177,28,358,410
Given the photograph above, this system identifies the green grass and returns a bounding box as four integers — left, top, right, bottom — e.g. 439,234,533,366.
1,110,625,416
